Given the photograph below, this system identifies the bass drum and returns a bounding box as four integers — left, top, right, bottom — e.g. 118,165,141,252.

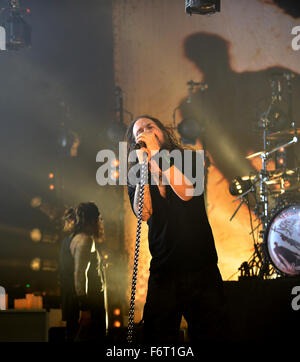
265,196,300,276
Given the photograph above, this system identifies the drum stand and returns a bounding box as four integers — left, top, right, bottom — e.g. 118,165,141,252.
234,75,298,279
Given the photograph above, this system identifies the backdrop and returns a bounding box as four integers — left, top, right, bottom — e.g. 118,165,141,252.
112,0,300,320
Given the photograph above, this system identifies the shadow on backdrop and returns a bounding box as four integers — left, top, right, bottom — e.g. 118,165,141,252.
180,33,300,182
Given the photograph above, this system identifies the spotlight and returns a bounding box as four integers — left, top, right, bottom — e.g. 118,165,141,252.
177,118,201,144
185,0,220,15
5,1,31,50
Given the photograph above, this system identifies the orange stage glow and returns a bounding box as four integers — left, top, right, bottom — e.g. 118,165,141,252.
113,308,121,316
112,159,120,167
112,171,119,179
114,321,121,328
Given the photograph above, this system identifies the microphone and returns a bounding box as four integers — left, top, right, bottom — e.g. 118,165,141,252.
134,141,146,150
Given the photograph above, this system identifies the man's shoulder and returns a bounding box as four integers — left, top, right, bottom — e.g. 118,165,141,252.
71,233,93,248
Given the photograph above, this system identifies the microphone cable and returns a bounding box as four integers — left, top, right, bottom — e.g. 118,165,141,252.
127,157,148,343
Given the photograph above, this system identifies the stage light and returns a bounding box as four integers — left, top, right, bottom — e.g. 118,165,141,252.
113,308,121,316
30,258,41,271
185,0,220,15
5,2,31,50
111,170,119,180
30,196,42,208
229,176,252,196
112,159,119,167
107,122,126,144
48,172,54,179
113,321,121,328
177,119,201,144
49,184,55,190
30,228,42,243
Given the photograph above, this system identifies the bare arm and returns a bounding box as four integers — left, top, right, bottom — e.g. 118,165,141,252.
149,154,194,201
136,131,194,202
160,164,194,201
70,234,92,297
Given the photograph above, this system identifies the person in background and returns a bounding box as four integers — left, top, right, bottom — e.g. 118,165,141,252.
59,202,106,342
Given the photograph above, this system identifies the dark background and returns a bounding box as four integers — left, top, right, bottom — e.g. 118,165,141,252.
0,0,127,310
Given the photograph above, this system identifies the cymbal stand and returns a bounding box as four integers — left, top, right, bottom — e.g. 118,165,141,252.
238,72,297,279
257,115,270,277
245,95,277,278
230,186,255,222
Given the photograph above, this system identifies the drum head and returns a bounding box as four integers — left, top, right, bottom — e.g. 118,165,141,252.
266,204,300,276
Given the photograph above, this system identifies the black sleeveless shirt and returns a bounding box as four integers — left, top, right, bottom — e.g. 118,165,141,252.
127,151,218,274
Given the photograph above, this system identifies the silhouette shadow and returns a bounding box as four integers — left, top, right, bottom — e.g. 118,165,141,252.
180,33,300,182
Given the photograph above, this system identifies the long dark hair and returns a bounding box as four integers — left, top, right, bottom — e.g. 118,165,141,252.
62,207,76,232
75,202,100,236
125,115,184,159
63,202,101,237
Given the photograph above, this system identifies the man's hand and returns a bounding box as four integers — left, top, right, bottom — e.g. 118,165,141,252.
136,131,160,152
136,131,160,164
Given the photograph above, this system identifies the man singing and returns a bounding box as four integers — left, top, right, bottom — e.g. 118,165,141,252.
125,115,227,344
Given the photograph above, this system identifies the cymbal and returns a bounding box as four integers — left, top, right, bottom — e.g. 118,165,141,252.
246,150,264,159
265,179,281,185
267,129,300,140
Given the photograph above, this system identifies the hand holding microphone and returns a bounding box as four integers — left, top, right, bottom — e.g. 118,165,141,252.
135,142,150,164
134,141,147,150
135,132,160,164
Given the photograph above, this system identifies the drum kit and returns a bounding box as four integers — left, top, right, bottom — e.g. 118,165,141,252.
230,72,300,279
